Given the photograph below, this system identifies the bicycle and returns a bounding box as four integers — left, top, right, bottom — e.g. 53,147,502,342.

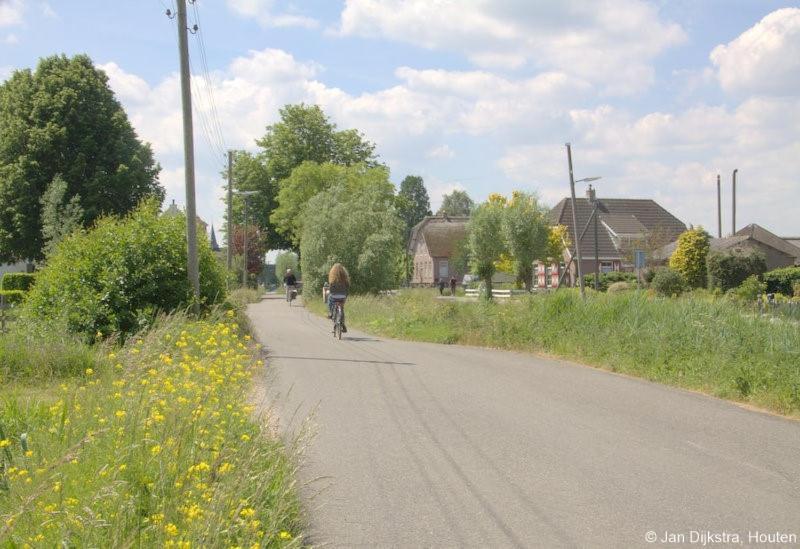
286,285,297,306
331,296,346,340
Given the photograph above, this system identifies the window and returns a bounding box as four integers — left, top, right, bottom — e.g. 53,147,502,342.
600,262,614,273
438,259,449,278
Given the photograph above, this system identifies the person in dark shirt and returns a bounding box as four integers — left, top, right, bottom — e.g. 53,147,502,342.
283,269,297,302
449,276,457,296
327,263,350,332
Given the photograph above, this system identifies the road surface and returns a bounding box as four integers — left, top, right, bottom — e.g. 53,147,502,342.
248,295,800,548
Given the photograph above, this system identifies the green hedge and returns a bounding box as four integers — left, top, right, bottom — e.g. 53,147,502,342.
0,289,25,305
584,271,638,292
763,266,800,296
1,272,35,292
706,250,766,292
651,267,686,297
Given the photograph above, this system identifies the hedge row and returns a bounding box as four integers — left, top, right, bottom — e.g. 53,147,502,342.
0,289,25,305
0,272,35,292
583,271,638,292
763,266,800,296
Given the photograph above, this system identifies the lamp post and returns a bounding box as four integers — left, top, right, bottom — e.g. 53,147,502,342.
237,191,258,288
565,143,601,299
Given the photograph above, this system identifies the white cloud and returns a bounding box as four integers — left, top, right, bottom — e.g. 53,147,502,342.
41,1,56,19
227,0,319,29
427,144,455,160
336,0,685,94
0,0,23,27
3,33,17,44
711,8,800,97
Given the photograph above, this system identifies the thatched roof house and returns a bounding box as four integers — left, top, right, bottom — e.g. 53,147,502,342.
408,215,469,285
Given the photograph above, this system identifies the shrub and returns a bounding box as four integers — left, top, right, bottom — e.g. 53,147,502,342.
669,227,710,288
794,281,800,298
0,289,24,305
584,271,638,292
21,200,226,339
651,268,686,297
0,272,35,292
732,275,766,302
607,281,632,293
707,250,767,291
763,266,800,295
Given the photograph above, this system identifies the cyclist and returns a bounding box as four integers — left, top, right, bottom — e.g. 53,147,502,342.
283,268,297,302
327,263,350,333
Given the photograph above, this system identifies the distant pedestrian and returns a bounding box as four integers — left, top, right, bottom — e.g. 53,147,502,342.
449,276,457,296
437,279,445,295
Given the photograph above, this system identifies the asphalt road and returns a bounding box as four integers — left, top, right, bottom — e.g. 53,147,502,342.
248,294,800,548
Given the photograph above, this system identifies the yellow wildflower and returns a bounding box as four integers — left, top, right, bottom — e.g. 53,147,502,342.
0,439,10,448
279,531,292,540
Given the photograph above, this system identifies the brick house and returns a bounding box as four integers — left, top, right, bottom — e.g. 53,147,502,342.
539,187,687,288
408,215,469,286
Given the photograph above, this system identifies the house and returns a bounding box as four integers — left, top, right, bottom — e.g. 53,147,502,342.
408,215,469,285
163,199,209,237
656,224,800,271
779,235,800,266
540,186,687,288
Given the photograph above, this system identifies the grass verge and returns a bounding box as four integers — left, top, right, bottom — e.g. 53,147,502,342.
308,289,800,417
1,307,302,547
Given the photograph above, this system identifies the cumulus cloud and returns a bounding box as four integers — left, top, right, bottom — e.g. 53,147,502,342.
711,8,800,97
427,145,455,160
227,0,318,29
0,0,23,27
336,0,685,94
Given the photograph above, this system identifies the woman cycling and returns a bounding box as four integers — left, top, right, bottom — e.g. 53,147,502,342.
327,263,350,333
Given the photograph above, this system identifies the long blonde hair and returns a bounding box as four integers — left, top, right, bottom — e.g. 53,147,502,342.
328,263,350,286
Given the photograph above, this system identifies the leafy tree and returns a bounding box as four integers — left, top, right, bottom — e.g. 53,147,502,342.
299,181,403,295
669,227,710,288
256,104,378,184
545,224,570,262
0,54,162,262
397,175,431,236
438,189,474,217
275,251,299,279
502,191,549,290
706,250,767,292
40,175,84,257
468,199,507,299
225,151,289,252
272,162,392,247
229,225,267,276
22,200,225,339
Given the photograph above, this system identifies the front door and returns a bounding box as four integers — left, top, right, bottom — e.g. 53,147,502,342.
438,259,449,279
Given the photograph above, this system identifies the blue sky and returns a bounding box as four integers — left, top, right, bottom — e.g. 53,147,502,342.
2,0,799,239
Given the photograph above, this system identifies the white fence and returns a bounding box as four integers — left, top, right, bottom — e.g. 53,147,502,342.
464,288,528,299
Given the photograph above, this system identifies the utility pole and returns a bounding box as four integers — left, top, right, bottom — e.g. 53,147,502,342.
566,143,585,299
175,0,200,312
589,185,600,291
242,196,248,288
226,150,234,271
716,174,722,238
732,169,738,236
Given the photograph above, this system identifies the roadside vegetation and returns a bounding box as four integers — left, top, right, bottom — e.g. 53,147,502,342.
307,289,800,417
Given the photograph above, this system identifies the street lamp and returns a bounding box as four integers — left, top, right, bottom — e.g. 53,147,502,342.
236,190,258,288
565,143,601,299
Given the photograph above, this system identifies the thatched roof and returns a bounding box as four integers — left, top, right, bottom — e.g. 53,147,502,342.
408,215,469,257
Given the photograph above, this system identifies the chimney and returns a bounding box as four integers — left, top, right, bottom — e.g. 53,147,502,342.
586,184,596,203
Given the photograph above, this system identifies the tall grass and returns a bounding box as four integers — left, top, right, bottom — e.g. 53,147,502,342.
0,311,302,546
310,289,800,416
